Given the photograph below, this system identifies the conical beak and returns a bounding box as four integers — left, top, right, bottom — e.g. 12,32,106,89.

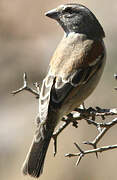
45,8,59,19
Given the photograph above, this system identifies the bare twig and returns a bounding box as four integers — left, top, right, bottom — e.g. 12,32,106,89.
64,115,117,165
84,118,117,149
75,107,117,120
11,73,40,98
52,107,117,157
52,114,78,156
52,120,71,156
65,143,117,165
52,105,117,163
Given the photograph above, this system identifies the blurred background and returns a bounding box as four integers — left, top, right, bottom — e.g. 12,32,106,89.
0,0,117,179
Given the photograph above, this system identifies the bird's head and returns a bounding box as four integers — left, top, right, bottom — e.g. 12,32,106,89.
45,4,105,40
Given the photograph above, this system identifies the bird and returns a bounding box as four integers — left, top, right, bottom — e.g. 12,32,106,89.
22,3,106,178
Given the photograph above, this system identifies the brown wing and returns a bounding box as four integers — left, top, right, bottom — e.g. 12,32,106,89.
39,36,105,123
50,37,105,105
50,54,104,105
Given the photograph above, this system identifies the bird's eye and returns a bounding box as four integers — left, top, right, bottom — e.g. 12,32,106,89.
64,7,72,14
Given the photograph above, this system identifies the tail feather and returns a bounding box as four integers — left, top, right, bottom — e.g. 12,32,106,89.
22,126,54,178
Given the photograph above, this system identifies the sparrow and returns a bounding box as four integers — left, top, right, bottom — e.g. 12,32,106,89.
22,3,106,178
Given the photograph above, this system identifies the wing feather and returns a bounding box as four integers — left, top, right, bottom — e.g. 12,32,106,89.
39,38,105,123
39,73,55,123
51,53,104,105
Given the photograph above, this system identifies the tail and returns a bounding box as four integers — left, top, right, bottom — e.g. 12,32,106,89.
21,125,54,178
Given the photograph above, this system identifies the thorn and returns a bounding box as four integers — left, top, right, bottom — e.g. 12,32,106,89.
76,154,83,166
83,141,91,145
93,144,98,159
65,153,73,158
23,72,27,80
97,125,102,133
74,142,84,154
95,152,98,159
53,135,57,157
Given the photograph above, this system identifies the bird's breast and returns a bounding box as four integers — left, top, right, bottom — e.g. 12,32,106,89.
50,33,93,78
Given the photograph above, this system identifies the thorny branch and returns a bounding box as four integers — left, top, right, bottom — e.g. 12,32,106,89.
65,143,117,166
11,72,40,98
52,108,117,156
12,73,117,166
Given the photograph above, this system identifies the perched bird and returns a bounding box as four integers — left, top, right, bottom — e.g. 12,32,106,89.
22,3,106,178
